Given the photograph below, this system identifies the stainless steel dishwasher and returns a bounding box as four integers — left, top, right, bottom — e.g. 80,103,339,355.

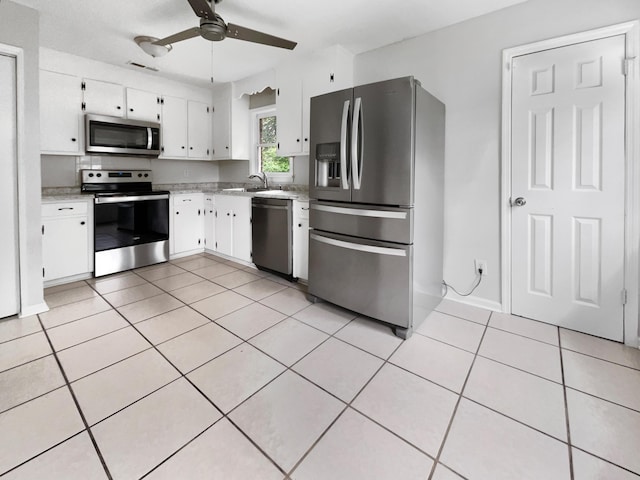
251,197,293,278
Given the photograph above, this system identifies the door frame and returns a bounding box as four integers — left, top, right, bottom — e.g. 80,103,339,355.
500,21,640,347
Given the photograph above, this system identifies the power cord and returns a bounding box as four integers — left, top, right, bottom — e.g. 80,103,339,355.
442,268,483,297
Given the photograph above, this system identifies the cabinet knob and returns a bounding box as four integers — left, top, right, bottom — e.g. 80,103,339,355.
296,138,300,142
225,146,229,149
181,146,185,149
176,211,180,215
190,147,193,150
304,138,308,142
233,213,236,217
298,223,302,227
71,138,77,142
117,106,121,110
129,108,134,112
227,213,230,216
81,221,86,225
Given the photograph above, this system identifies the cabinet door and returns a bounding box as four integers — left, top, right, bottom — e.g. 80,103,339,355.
293,217,309,280
43,216,90,281
203,195,216,251
293,201,309,280
83,79,125,117
212,96,230,159
40,70,82,154
276,66,303,156
161,96,188,158
231,196,252,263
173,194,204,254
188,100,211,159
126,88,160,122
214,195,233,255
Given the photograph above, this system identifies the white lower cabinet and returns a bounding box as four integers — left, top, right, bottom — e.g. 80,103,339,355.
171,193,204,255
214,195,251,262
42,200,93,284
293,200,309,281
203,195,216,252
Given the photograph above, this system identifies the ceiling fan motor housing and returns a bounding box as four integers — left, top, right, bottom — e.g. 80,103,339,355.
200,15,227,41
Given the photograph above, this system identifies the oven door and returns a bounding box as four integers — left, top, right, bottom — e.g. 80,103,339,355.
93,193,169,276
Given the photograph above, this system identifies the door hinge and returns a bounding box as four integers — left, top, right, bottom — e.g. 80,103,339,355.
157,97,160,104
198,239,201,245
622,289,628,305
215,211,217,218
330,73,335,82
207,148,210,156
81,102,86,111
41,225,44,235
160,98,165,105
215,241,217,249
81,81,86,90
207,106,210,113
623,58,635,76
277,88,280,96
157,113,160,121
42,267,45,278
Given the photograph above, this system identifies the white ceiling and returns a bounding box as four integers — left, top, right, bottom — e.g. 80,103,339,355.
13,0,528,87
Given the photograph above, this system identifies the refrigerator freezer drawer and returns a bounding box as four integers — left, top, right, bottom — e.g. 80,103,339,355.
308,231,413,329
310,201,413,244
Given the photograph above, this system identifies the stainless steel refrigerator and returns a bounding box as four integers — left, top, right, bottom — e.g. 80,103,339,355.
307,76,444,339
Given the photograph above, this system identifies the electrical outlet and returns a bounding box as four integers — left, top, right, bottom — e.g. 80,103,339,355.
474,259,487,276
183,168,190,178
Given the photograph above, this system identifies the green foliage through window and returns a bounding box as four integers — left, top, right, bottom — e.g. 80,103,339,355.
258,114,290,174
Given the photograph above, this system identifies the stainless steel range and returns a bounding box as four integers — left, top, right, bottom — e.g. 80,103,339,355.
81,169,169,277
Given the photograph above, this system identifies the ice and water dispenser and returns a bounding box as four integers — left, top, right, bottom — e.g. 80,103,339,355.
314,142,342,188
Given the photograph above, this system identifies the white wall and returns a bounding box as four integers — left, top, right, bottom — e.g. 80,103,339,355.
0,1,45,315
354,0,640,311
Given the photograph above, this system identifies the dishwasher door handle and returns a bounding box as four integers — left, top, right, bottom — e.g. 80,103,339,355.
252,204,289,211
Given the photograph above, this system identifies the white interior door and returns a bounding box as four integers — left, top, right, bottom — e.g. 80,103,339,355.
0,53,20,318
511,35,626,341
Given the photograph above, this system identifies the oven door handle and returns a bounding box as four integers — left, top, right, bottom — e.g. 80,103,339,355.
95,194,169,204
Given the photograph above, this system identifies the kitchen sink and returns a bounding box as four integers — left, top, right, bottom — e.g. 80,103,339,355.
222,187,273,193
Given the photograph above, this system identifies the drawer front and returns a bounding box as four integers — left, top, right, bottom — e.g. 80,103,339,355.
308,230,412,329
173,193,202,205
42,201,88,217
294,201,310,220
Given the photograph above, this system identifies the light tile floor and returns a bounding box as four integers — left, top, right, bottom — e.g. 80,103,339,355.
1,253,640,479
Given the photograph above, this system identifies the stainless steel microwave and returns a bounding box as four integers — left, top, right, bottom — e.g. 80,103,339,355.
85,114,161,156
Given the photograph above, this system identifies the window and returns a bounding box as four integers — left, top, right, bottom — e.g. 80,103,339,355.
252,107,292,181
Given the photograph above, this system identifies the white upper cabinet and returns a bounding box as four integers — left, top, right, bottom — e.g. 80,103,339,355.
161,96,211,160
83,78,125,117
276,45,354,157
211,83,250,161
40,70,82,154
126,88,160,122
161,95,188,158
187,100,212,159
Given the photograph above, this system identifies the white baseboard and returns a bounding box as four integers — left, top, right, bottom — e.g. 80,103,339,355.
443,292,503,313
170,248,205,260
20,302,49,318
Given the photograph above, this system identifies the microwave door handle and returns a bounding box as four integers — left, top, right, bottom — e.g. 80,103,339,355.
147,127,152,150
340,99,350,189
351,97,362,190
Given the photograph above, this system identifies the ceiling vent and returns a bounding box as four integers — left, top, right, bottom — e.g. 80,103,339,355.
126,61,159,72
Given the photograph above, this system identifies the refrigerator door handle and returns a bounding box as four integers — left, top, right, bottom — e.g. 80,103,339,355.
311,233,407,257
351,97,363,190
340,100,350,190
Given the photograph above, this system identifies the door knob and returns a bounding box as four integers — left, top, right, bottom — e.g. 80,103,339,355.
512,197,527,207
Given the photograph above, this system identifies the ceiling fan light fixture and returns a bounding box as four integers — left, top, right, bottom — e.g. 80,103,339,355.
135,36,173,58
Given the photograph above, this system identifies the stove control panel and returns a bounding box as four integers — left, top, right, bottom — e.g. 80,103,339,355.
81,169,152,184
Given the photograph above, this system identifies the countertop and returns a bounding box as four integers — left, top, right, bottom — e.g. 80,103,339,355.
42,186,310,202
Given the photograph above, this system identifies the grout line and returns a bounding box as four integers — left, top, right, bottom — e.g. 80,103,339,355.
558,328,575,480
34,314,114,480
426,310,492,480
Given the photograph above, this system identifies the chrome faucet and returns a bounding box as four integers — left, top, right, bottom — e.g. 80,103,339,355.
248,172,269,189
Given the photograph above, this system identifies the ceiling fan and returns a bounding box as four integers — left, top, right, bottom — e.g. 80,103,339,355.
152,0,297,50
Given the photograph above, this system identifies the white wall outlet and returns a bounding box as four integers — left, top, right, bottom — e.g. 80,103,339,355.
475,259,487,276
183,168,190,178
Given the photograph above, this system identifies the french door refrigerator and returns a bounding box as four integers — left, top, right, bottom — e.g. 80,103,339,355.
308,76,444,339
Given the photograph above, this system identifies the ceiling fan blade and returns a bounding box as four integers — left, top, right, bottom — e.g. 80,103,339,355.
153,27,202,46
187,0,216,19
226,23,297,50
